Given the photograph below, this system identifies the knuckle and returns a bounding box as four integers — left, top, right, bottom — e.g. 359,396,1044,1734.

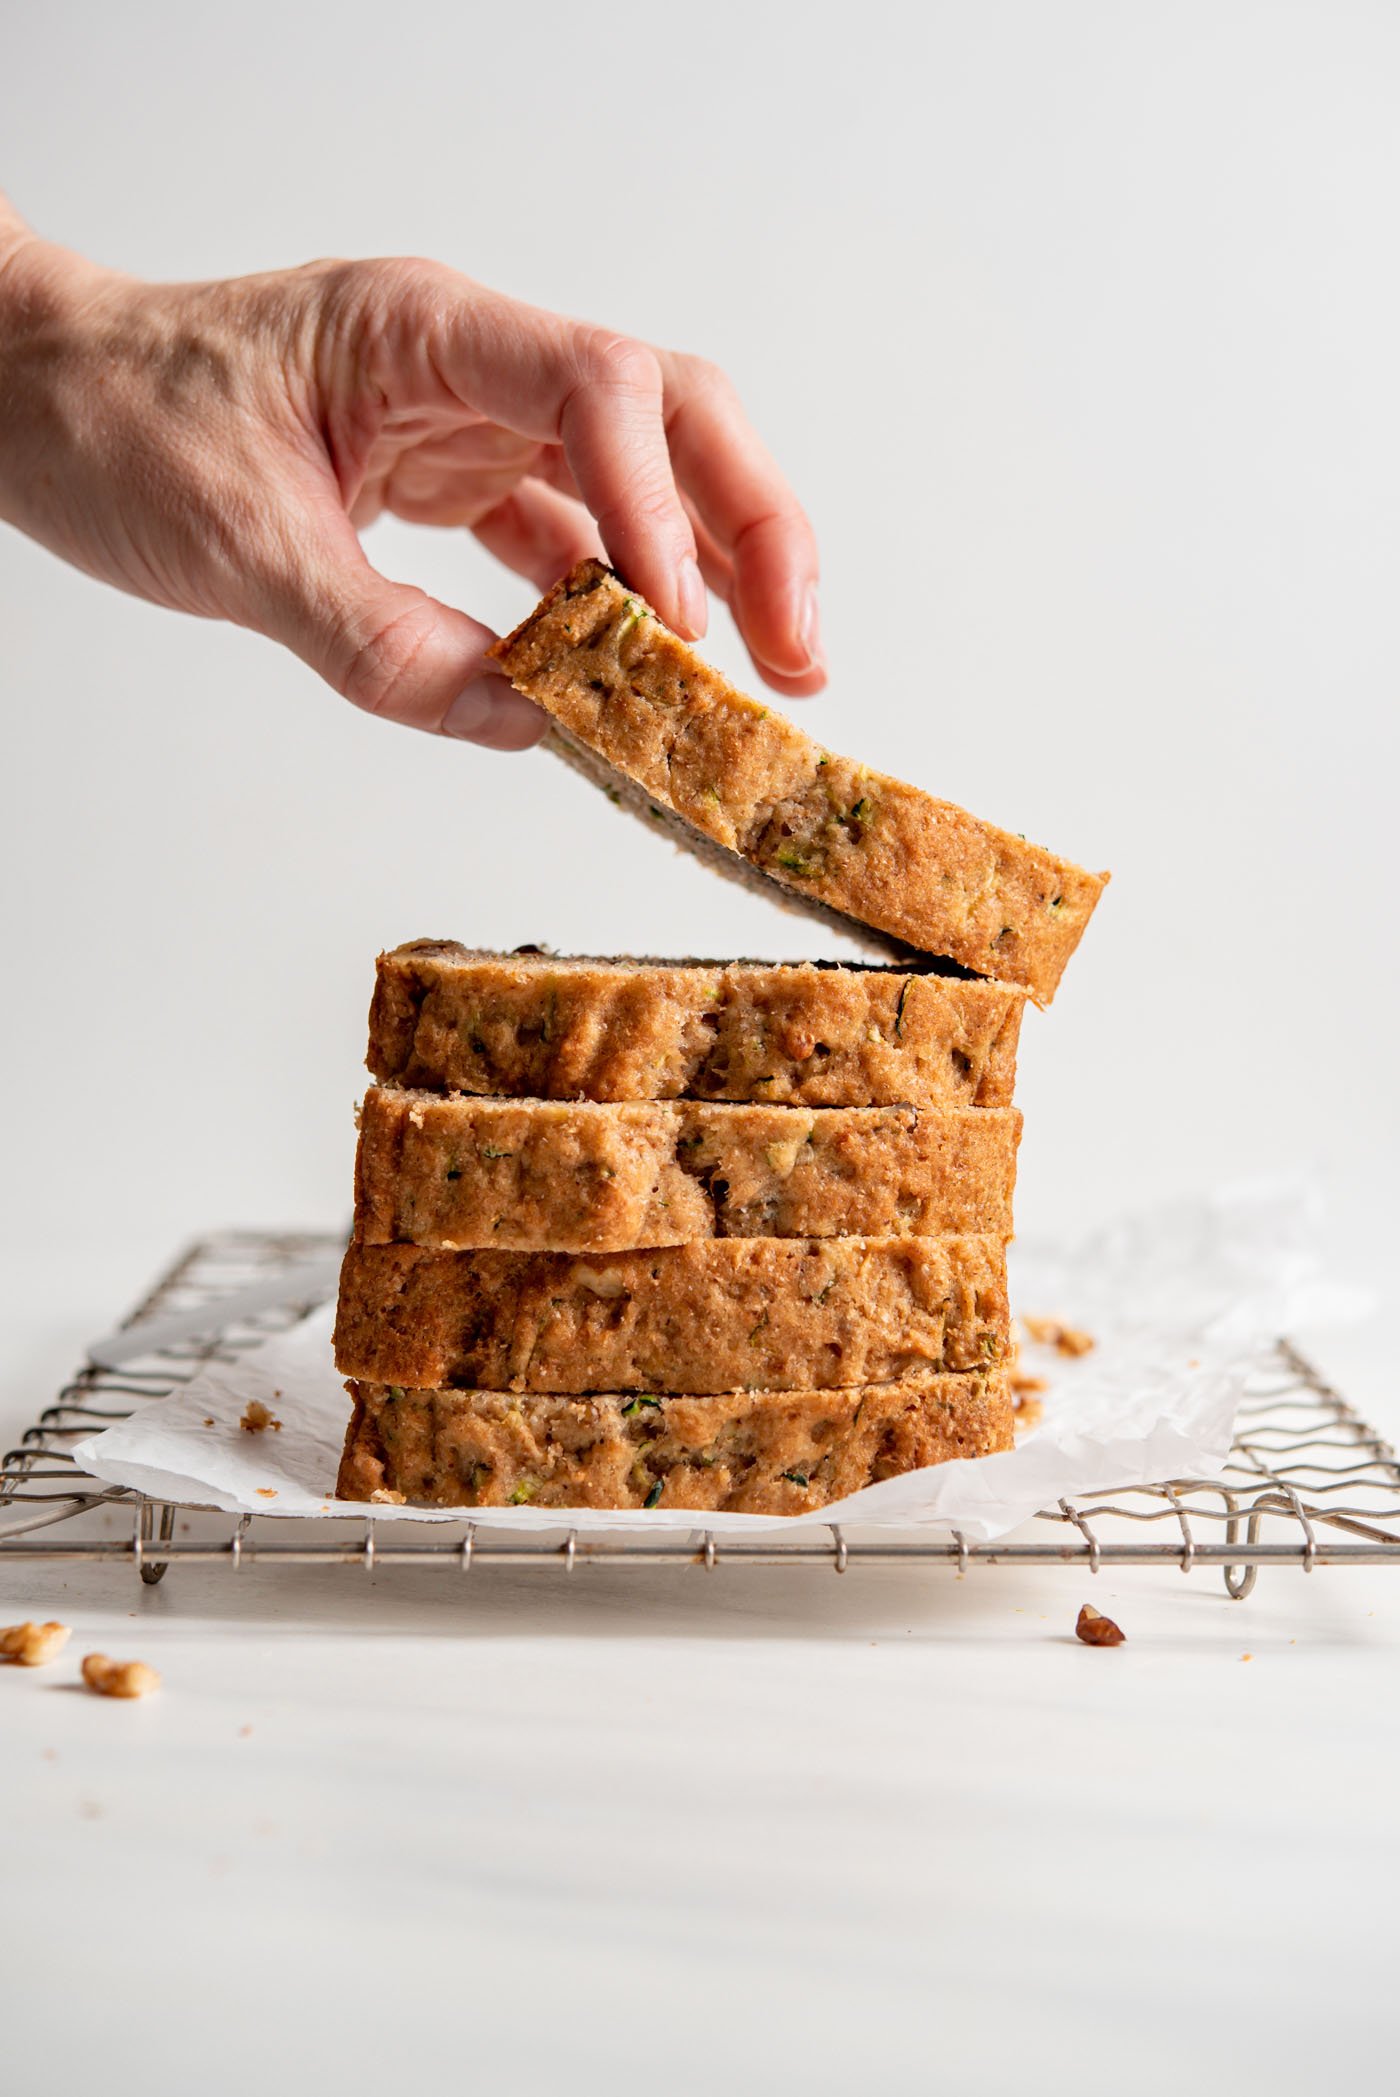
593,464,685,540
335,256,462,335
365,254,449,298
683,353,734,403
623,482,684,530
576,330,662,399
340,594,444,720
734,495,812,553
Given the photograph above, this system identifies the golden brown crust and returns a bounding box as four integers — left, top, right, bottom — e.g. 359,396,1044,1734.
367,941,1024,1107
332,1234,1010,1392
336,1373,1014,1513
355,1087,1020,1251
491,564,1107,1002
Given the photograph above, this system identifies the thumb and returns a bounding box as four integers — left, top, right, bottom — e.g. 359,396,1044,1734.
256,515,546,752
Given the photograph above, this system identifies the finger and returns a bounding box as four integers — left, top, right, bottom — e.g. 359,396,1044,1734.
368,270,706,637
251,493,546,751
536,446,805,695
555,335,707,638
658,352,824,687
471,477,604,592
516,451,817,697
383,423,547,527
736,655,828,700
681,495,735,604
678,492,823,699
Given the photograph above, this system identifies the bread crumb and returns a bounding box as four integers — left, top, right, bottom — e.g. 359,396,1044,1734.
81,1653,160,1699
240,1399,282,1433
203,1417,215,1428
1025,1315,1095,1357
1075,1603,1125,1647
255,1487,278,1499
369,1487,407,1505
1241,1652,1253,1663
1,1620,72,1667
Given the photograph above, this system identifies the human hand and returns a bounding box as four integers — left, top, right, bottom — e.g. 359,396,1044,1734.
0,199,824,750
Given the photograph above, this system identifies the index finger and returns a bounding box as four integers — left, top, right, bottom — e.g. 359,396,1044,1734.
381,270,705,636
656,351,825,690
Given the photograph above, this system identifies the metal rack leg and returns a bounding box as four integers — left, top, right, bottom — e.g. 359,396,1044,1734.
1223,1492,1258,1600
137,1500,175,1586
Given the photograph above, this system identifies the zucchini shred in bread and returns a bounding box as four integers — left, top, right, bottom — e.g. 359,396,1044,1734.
333,1234,1010,1392
492,561,1108,1003
337,1374,1014,1514
355,1086,1020,1251
369,941,1025,1108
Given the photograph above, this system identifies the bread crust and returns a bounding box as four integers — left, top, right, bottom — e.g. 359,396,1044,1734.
355,1087,1020,1251
332,1235,1010,1392
491,563,1107,1002
368,941,1025,1108
336,1373,1014,1513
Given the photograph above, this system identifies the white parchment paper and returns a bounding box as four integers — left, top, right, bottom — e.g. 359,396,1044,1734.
71,1182,1363,1541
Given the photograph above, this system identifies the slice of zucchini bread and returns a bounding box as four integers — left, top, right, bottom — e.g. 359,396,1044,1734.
336,1373,1014,1514
355,1087,1021,1251
332,1234,1010,1393
368,941,1025,1108
491,562,1107,1002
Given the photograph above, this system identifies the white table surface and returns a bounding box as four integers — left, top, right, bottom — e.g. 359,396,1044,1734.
3,1242,1395,2097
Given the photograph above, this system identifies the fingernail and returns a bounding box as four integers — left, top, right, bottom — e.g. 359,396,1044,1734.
677,555,707,639
443,678,504,741
800,582,825,670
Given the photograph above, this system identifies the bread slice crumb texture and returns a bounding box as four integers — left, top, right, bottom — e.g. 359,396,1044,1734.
333,1234,1010,1393
337,1373,1014,1514
354,1087,1021,1251
368,941,1025,1107
491,562,1107,1002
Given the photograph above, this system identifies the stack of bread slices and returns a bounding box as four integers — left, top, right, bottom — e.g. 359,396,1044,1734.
332,563,1107,1516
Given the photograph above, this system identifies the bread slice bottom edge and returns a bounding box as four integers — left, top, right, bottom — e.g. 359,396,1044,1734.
335,1374,1013,1517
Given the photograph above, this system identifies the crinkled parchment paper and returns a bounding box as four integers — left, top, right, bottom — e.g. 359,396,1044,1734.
72,1182,1362,1541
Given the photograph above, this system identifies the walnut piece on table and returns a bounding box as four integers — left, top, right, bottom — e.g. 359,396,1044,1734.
1075,1604,1125,1647
1024,1315,1096,1357
1,1620,72,1667
81,1653,161,1699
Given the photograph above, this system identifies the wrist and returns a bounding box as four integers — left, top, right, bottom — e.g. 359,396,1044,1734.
0,218,89,348
0,211,117,530
0,191,31,271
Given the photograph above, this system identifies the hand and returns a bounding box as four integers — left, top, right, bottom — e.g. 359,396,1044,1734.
0,199,825,750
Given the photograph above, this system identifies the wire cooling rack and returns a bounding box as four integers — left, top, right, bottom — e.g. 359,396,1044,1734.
2,1229,1397,1599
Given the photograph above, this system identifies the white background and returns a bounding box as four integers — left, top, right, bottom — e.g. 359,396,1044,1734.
2,5,1398,2091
